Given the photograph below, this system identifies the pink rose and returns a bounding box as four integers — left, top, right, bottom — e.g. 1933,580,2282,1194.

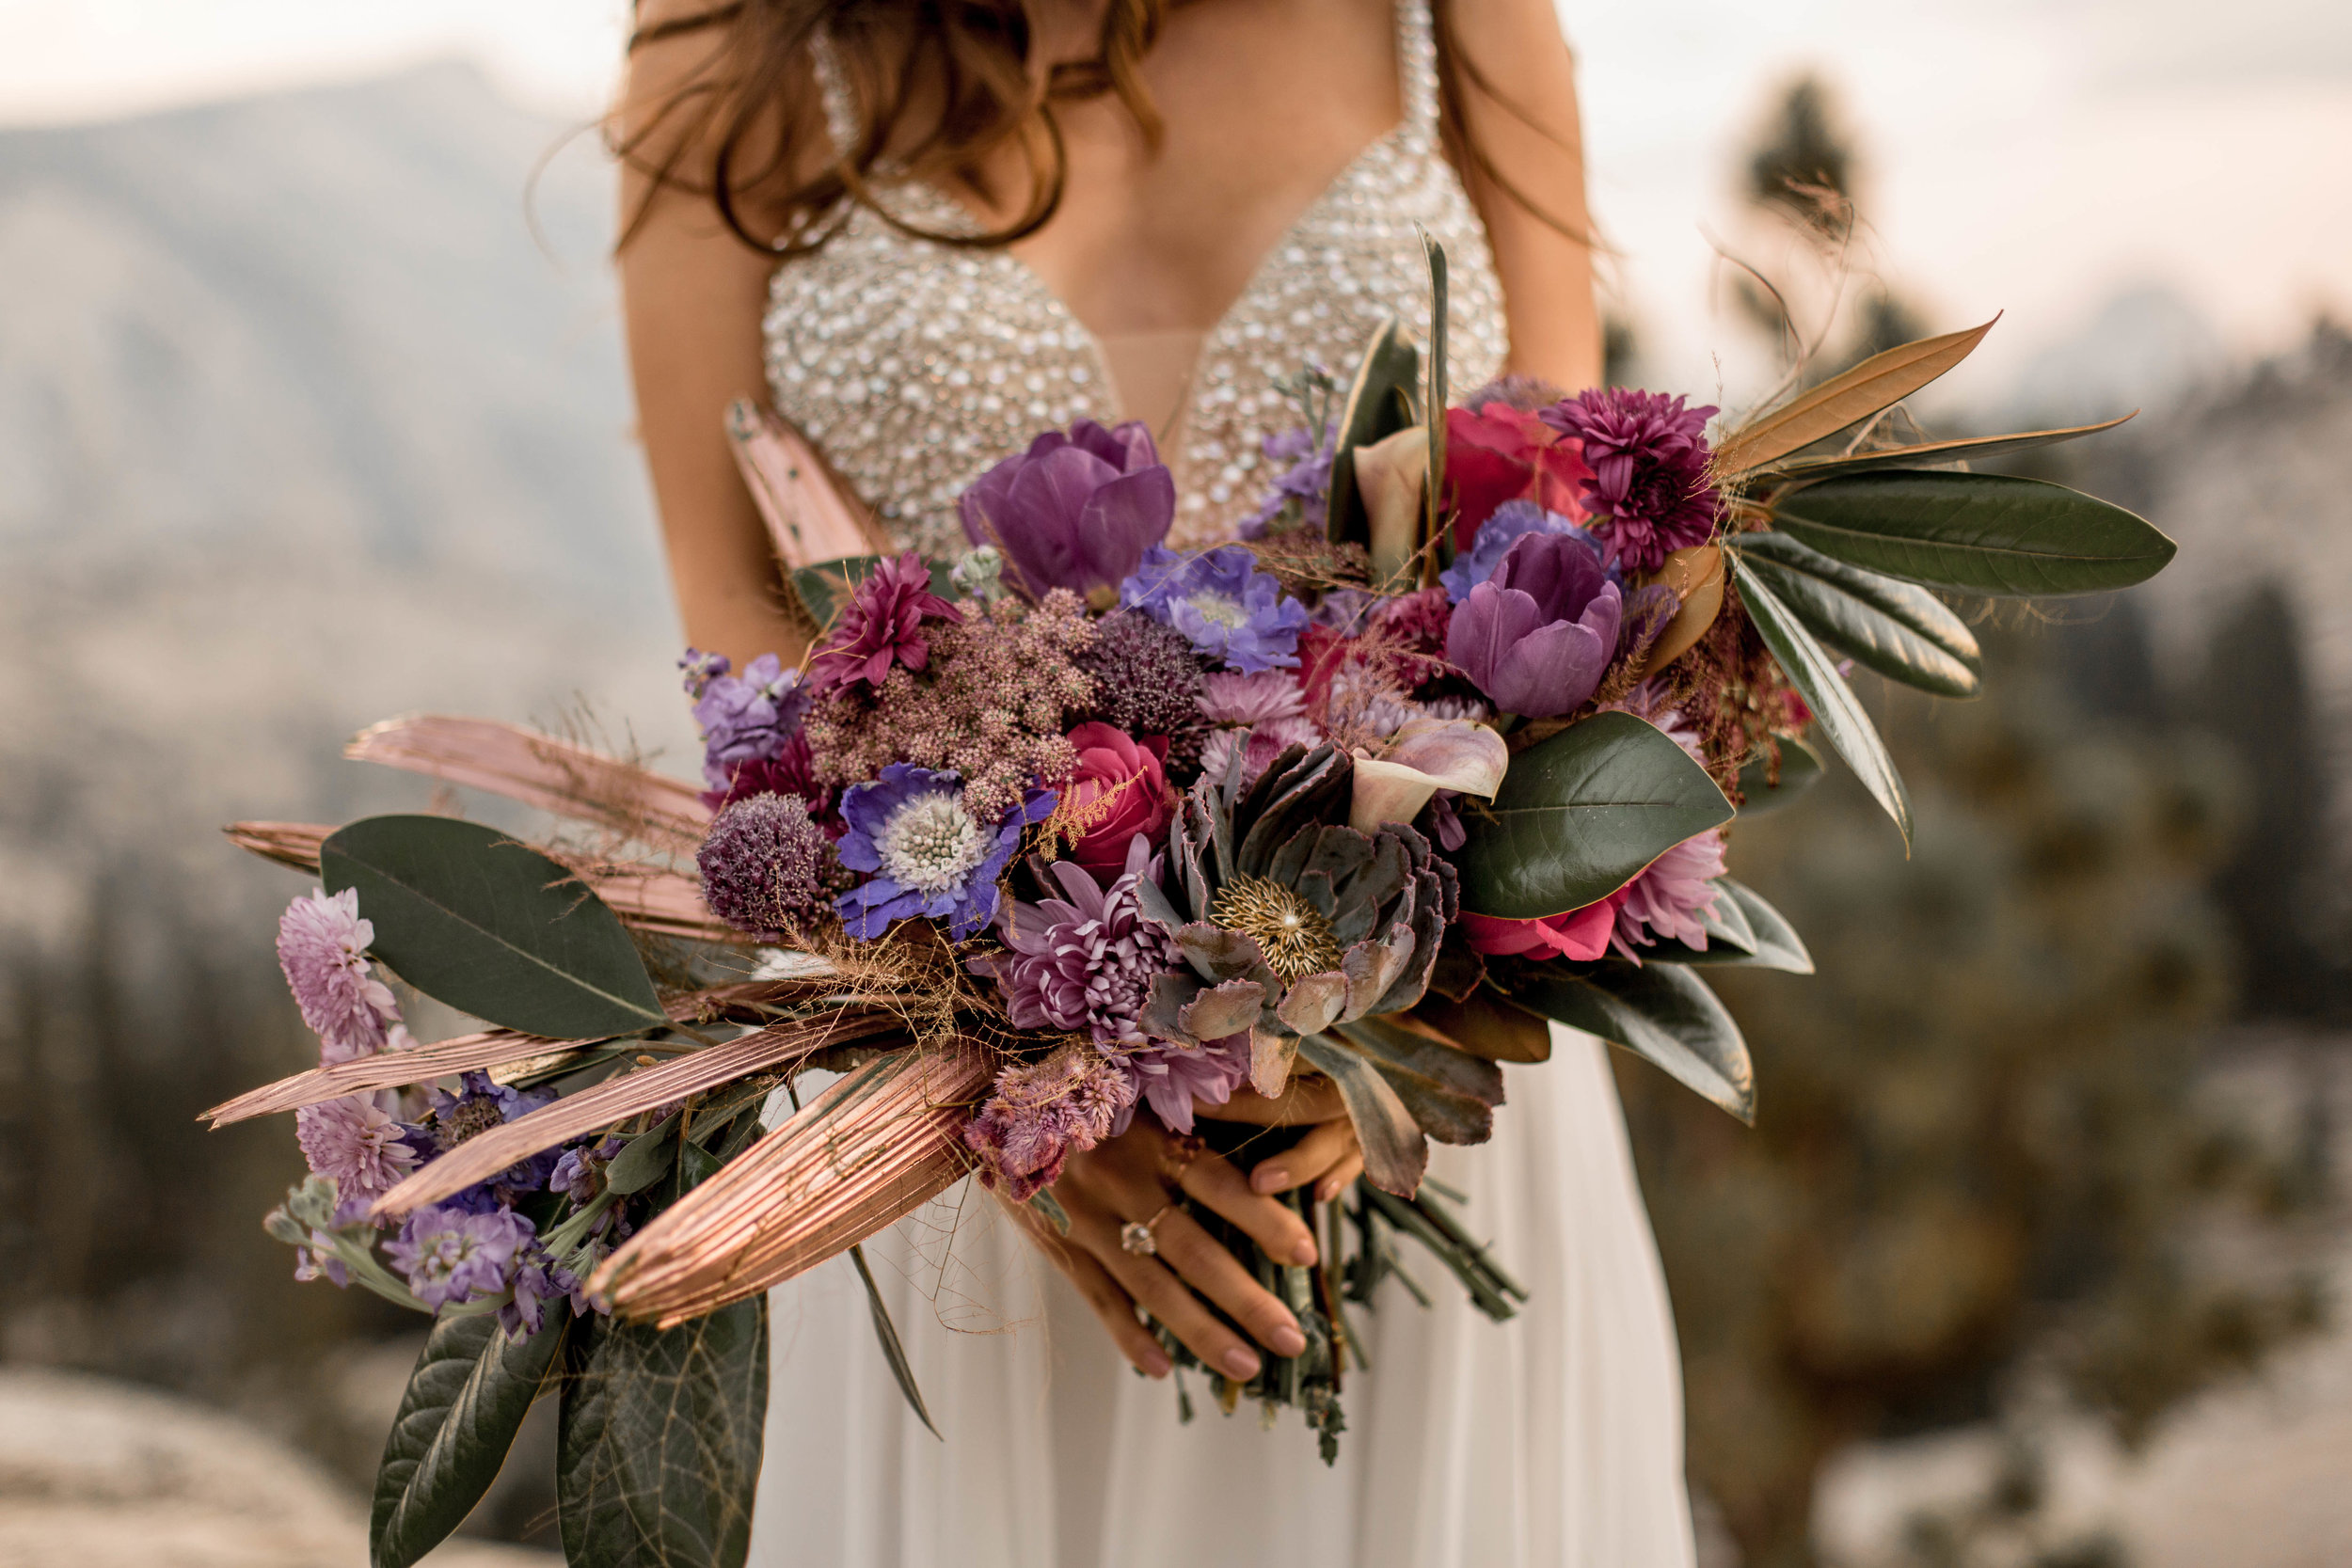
1060,721,1172,880
1444,404,1594,547
1461,894,1624,960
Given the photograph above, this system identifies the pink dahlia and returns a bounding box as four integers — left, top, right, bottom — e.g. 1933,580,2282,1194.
1613,831,1728,959
807,551,961,692
278,888,402,1063
971,834,1179,1045
1541,388,1721,574
963,1043,1140,1201
295,1093,419,1218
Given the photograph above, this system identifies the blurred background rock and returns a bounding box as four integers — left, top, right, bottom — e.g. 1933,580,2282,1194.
2,18,2347,1568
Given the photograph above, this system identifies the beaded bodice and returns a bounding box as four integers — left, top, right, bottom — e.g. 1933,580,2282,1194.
762,0,1507,556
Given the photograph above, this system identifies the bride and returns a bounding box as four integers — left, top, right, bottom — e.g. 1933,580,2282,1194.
615,0,1696,1561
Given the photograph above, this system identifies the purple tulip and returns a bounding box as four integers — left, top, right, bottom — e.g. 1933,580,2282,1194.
959,419,1176,600
1445,531,1624,718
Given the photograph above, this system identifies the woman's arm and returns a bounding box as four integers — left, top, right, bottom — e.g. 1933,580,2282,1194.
617,8,811,672
1447,0,1603,392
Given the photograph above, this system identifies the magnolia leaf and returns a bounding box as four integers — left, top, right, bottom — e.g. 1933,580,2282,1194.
1736,531,1982,697
321,816,666,1039
558,1299,768,1568
1298,1033,1428,1196
1327,318,1420,548
1736,736,1825,816
1455,712,1734,920
1503,960,1755,1123
1768,470,2178,596
1421,230,1450,580
372,1313,569,1568
1334,1013,1504,1145
1634,879,1815,974
1734,560,1912,845
1714,318,1996,477
1406,987,1553,1063
850,1243,940,1441
1758,411,2136,482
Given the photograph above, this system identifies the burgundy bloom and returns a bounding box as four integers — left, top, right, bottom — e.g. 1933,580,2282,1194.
807,552,961,692
1057,722,1173,881
1445,531,1623,718
1540,388,1722,573
1460,896,1624,961
971,835,1179,1045
959,419,1175,601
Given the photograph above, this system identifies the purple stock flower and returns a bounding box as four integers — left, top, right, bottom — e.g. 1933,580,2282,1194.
278,888,404,1063
387,1204,534,1310
1446,531,1624,718
1541,388,1722,573
1120,546,1309,674
970,835,1181,1045
960,419,1175,600
685,650,812,796
295,1094,420,1219
501,1244,585,1337
1438,499,1607,605
835,765,1054,942
1613,830,1727,960
1120,1033,1251,1134
1239,422,1337,540
697,792,843,941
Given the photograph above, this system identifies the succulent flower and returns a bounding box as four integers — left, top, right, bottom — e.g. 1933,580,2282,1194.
1439,499,1608,605
834,764,1054,942
1540,388,1722,574
969,835,1180,1045
959,419,1175,603
1446,531,1623,719
1120,545,1310,674
807,552,961,692
696,791,844,942
1197,717,1324,794
1144,743,1457,1061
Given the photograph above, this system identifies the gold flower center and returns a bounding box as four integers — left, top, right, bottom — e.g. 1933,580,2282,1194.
1210,875,1344,983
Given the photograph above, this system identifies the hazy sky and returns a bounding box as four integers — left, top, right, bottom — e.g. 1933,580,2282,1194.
5,0,2346,402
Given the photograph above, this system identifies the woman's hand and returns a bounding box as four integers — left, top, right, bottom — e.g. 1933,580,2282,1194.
1200,1080,1367,1204
1006,1114,1322,1381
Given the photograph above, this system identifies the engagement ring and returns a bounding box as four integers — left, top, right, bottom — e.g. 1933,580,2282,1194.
1120,1205,1173,1257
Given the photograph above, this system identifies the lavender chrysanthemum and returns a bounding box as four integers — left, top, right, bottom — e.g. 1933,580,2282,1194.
1120,546,1310,674
1238,422,1337,540
697,792,843,941
1438,499,1607,605
294,1094,419,1218
971,836,1181,1045
278,888,402,1063
1613,830,1728,960
1540,388,1722,574
1198,670,1308,725
835,765,1054,942
386,1204,534,1310
1120,1033,1251,1134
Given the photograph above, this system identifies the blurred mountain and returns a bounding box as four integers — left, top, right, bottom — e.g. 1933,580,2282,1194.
2001,283,2229,426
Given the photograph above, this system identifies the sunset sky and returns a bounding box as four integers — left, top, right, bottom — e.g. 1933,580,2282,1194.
6,0,2346,405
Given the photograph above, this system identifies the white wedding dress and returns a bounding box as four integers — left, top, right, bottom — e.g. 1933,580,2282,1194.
745,5,1696,1560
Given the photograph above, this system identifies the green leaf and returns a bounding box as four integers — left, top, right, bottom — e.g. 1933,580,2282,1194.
1297,1033,1428,1196
1502,960,1755,1123
1421,231,1449,572
1028,1188,1072,1235
790,556,959,630
1455,711,1735,920
1733,559,1912,845
322,816,666,1039
1332,1013,1504,1146
1326,318,1420,548
1758,412,2135,482
604,1113,680,1196
1637,879,1815,974
372,1312,569,1568
558,1299,768,1568
1767,469,2178,596
1736,735,1824,816
849,1243,941,1440
1735,531,1981,697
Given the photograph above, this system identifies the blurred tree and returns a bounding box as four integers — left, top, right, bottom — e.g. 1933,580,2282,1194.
1746,74,1854,237
1620,627,2317,1567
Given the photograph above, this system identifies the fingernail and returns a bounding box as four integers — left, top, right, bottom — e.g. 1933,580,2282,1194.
1270,1324,1307,1357
1222,1346,1262,1380
1316,1178,1342,1204
1141,1348,1171,1379
1253,1166,1289,1194
1291,1236,1319,1266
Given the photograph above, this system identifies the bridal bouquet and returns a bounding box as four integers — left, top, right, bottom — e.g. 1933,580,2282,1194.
212,254,2173,1566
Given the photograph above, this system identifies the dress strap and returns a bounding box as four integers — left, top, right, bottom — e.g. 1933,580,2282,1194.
1394,0,1441,156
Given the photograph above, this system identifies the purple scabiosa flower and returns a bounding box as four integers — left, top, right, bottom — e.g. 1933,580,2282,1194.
696,792,844,941
962,1043,1140,1201
294,1094,420,1219
1199,717,1325,792
1120,1033,1251,1135
807,552,962,693
1540,388,1722,574
1438,499,1607,605
685,650,812,797
1613,830,1728,961
1238,422,1337,540
834,766,1054,942
1198,670,1308,726
427,1071,556,1197
959,420,1175,602
386,1204,534,1310
278,888,402,1063
1120,546,1310,674
970,835,1181,1044
1446,531,1624,719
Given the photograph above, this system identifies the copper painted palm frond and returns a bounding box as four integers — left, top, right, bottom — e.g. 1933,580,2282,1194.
371,1009,908,1219
201,981,822,1129
594,1040,992,1328
345,715,713,858
725,398,892,569
223,822,728,942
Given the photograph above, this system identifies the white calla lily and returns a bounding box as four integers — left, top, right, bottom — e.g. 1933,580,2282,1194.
1348,717,1509,832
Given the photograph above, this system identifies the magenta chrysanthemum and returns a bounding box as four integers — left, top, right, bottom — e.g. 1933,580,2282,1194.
1540,388,1722,574
963,1043,1140,1201
277,888,402,1063
1613,830,1728,959
970,835,1182,1045
696,792,843,941
807,551,961,692
294,1093,419,1217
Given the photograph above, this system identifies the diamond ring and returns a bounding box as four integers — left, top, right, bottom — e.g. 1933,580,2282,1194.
1120,1204,1174,1257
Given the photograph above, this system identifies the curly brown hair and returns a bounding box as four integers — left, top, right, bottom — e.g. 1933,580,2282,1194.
617,0,1581,257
